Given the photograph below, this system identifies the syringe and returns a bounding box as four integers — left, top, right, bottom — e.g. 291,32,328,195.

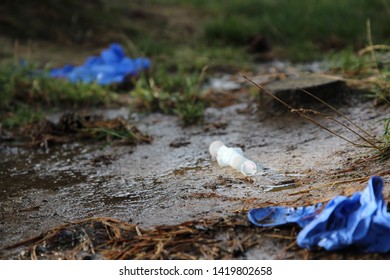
209,140,257,176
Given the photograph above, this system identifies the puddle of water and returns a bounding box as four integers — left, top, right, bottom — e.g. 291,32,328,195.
0,144,87,200
2,92,379,258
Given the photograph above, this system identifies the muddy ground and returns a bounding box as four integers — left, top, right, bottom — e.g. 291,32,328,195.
1,66,390,259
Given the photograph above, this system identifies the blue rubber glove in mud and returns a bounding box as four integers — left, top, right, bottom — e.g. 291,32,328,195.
248,203,323,228
248,176,390,253
50,43,150,85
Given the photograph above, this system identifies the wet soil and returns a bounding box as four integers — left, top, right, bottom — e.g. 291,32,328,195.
1,70,390,259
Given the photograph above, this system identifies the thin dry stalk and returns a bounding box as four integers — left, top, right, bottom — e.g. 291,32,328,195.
242,74,381,151
383,0,390,15
264,234,296,240
276,241,297,260
298,87,380,149
79,228,95,255
292,108,372,148
366,19,383,76
358,44,390,56
288,176,370,196
135,226,143,236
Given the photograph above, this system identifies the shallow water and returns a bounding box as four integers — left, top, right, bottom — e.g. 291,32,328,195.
0,105,294,248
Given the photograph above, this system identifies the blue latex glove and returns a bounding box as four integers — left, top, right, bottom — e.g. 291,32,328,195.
248,204,323,228
50,43,151,85
248,176,390,252
297,176,390,252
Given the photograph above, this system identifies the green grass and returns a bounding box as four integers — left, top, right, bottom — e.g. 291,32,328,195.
0,104,44,129
82,126,151,145
319,44,390,159
150,0,390,61
0,0,120,44
371,72,390,104
131,76,174,114
131,66,208,126
0,63,118,129
2,0,390,130
3,0,390,62
173,67,208,126
327,49,373,74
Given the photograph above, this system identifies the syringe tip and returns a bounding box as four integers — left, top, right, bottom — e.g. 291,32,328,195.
241,160,257,176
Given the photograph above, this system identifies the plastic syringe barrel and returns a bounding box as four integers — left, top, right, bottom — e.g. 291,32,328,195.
209,141,257,176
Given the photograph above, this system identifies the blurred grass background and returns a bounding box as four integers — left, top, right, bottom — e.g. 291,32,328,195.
0,0,389,128
1,0,389,62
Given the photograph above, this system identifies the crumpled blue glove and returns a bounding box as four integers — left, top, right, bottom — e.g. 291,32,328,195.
248,203,323,228
248,176,390,253
50,43,151,85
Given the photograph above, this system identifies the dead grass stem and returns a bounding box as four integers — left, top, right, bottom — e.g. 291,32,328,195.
242,74,384,152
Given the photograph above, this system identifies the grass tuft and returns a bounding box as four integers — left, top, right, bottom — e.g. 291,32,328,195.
0,63,118,129
131,67,208,126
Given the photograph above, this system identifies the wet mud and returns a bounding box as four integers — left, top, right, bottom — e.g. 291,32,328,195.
1,72,390,259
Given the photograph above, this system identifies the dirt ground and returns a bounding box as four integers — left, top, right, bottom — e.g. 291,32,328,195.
1,65,390,259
